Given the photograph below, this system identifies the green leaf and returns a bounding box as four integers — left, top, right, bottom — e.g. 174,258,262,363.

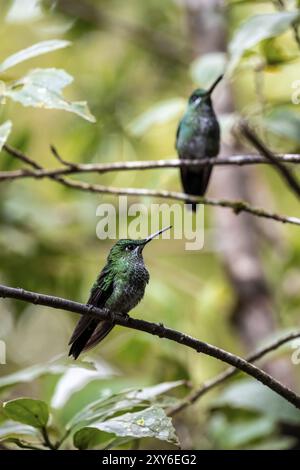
261,38,297,67
263,107,300,144
67,381,183,430
215,380,300,424
0,40,70,73
209,413,275,449
5,68,96,122
3,398,49,428
0,421,39,441
0,362,67,392
0,120,12,151
73,427,115,450
228,11,300,73
128,98,185,136
6,0,43,23
190,53,226,88
73,406,179,449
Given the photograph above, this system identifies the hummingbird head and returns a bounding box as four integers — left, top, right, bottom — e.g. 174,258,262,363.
188,74,223,109
108,226,172,264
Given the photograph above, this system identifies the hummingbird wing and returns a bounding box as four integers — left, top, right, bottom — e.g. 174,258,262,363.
68,265,115,359
176,115,220,210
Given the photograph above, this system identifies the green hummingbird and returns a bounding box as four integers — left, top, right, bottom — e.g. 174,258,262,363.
176,75,223,211
69,226,172,359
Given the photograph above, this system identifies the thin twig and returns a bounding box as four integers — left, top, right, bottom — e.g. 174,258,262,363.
3,144,300,177
0,283,300,410
169,330,300,416
241,121,300,200
41,427,57,451
2,145,300,226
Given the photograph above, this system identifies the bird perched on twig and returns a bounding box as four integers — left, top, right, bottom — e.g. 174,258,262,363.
176,75,223,211
68,226,172,359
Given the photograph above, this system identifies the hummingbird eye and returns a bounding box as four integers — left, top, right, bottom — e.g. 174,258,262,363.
190,94,198,103
125,244,135,252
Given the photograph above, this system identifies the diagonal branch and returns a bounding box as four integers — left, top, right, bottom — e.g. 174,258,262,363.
241,122,300,200
0,283,300,410
169,330,300,416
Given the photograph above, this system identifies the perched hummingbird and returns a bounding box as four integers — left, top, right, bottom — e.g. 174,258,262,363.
176,75,223,211
68,226,171,359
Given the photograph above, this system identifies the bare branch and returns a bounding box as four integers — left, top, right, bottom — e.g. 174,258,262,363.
169,330,300,416
3,145,300,178
2,145,300,226
241,122,300,200
0,283,300,409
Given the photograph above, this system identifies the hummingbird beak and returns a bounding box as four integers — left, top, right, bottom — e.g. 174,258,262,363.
206,74,223,96
138,225,172,253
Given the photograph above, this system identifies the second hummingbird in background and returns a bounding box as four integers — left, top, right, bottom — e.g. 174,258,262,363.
176,75,223,211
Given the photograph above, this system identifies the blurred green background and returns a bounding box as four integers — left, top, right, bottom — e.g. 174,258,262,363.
0,0,300,450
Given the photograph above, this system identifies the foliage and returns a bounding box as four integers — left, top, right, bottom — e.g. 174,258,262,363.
0,360,182,449
0,0,299,451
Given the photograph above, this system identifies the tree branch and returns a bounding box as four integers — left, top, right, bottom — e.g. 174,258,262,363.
241,122,300,200
0,283,300,410
2,145,300,227
169,330,300,416
3,144,300,178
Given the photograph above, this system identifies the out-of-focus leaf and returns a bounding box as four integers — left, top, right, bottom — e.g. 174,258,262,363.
73,406,179,448
6,68,96,122
68,381,183,430
3,398,49,428
0,40,70,73
73,427,115,450
215,380,300,424
0,421,39,441
263,107,300,144
209,413,275,449
6,0,43,23
51,358,117,409
248,437,296,450
128,98,185,136
228,12,299,73
0,362,66,392
0,120,12,151
261,38,298,68
125,381,184,401
190,53,226,88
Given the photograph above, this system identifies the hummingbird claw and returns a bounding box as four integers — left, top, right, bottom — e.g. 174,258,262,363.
123,313,130,322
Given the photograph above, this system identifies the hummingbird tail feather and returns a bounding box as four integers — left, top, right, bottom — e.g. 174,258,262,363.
68,318,113,360
83,321,114,352
180,165,213,211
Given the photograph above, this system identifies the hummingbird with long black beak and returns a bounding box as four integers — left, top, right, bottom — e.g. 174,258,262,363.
69,226,172,359
176,75,223,211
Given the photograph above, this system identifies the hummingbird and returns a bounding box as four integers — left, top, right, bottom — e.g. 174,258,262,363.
68,226,172,359
176,75,223,211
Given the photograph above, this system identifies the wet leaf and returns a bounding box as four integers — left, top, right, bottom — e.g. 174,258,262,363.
73,406,179,449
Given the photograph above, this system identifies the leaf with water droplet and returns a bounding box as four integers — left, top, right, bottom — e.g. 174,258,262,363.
73,406,179,449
